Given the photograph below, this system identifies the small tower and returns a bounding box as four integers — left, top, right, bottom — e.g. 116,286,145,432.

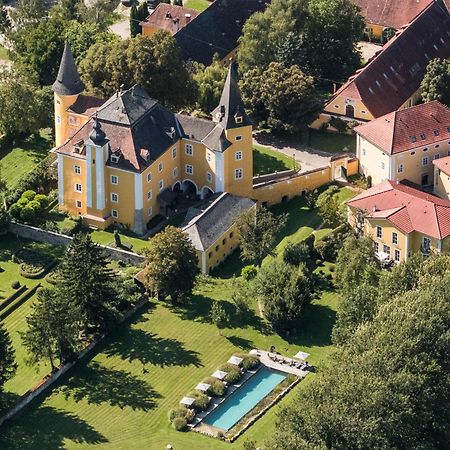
52,43,85,147
212,63,253,197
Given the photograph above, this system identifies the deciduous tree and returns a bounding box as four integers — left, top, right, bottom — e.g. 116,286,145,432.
0,322,16,391
420,58,450,107
316,185,344,227
210,301,229,335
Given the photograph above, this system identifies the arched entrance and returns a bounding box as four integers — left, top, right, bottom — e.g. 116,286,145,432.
201,186,214,199
181,179,197,196
345,104,355,118
173,181,181,192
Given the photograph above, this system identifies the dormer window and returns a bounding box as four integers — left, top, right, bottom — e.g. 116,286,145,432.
410,136,417,143
140,148,150,162
111,154,120,163
420,133,426,140
73,140,84,154
234,113,243,124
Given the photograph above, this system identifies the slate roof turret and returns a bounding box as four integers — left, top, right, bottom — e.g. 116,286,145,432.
52,43,85,96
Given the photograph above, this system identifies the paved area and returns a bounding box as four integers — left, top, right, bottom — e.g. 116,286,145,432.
358,41,383,63
255,350,310,377
109,19,130,40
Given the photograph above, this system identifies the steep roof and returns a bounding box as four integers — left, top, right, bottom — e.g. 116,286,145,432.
347,180,450,239
140,3,199,35
68,95,105,116
176,114,216,141
327,0,450,118
182,193,256,251
56,86,183,173
355,101,450,155
175,0,269,65
52,43,85,96
433,154,450,175
350,0,447,29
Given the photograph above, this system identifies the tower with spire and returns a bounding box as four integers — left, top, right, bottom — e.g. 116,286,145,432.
52,43,85,147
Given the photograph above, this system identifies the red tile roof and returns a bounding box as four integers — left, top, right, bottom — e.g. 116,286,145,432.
355,101,450,155
433,154,450,174
140,3,199,35
351,0,450,29
347,179,450,239
326,0,450,118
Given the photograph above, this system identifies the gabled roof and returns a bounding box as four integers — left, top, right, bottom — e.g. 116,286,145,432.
140,3,199,35
327,0,450,118
212,63,251,130
182,193,256,251
350,0,449,29
52,43,85,96
433,154,450,175
202,125,232,153
176,114,216,141
347,180,450,239
175,0,269,65
355,101,450,155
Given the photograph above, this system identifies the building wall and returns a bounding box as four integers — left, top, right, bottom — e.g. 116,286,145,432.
59,154,87,217
357,136,391,184
54,93,80,147
434,166,450,200
364,23,385,40
323,95,375,122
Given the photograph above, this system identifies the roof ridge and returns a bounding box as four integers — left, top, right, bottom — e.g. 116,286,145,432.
183,193,228,229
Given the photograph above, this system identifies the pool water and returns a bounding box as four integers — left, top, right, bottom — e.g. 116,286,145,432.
203,366,287,431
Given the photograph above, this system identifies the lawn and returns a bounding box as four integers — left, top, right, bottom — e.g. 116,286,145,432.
0,129,53,189
185,0,210,12
0,44,9,61
89,229,149,253
253,145,296,176
0,189,352,449
309,129,356,154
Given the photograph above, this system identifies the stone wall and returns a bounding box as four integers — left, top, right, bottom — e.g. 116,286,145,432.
9,223,145,266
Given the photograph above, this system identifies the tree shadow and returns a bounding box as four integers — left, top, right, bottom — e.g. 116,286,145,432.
103,328,202,368
226,335,254,350
253,148,291,176
0,404,107,450
57,361,162,411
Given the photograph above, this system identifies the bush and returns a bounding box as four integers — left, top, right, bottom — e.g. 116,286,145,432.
34,194,49,209
22,190,36,201
218,363,242,384
11,281,20,289
241,265,257,280
283,241,311,266
314,224,350,262
187,391,210,411
20,205,36,222
168,407,193,422
9,203,21,219
329,116,348,133
241,355,260,371
203,376,226,397
172,417,187,431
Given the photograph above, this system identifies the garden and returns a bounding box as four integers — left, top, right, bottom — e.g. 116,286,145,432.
0,186,355,450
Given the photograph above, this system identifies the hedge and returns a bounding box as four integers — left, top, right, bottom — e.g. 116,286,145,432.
0,285,28,312
218,363,242,384
0,284,41,320
19,259,57,279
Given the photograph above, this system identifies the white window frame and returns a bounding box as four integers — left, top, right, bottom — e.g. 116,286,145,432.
111,209,118,218
207,152,211,162
394,249,401,262
235,135,242,141
185,164,193,175
75,183,82,192
111,175,118,185
158,162,163,172
422,236,431,252
147,172,152,183
381,161,385,170
185,144,193,156
392,232,398,245
397,164,403,174
111,192,119,203
235,168,243,180
422,157,429,166
74,165,81,174
376,225,382,239
148,207,152,217
147,190,152,200
434,153,440,160
172,147,177,159
111,154,119,164
173,167,178,178
383,244,390,256
76,200,82,208
159,180,164,191
235,151,243,161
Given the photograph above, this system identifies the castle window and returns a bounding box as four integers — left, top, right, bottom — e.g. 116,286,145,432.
235,135,242,141
112,209,118,218
111,154,120,163
172,147,177,158
111,192,119,203
75,183,82,192
422,157,429,166
158,162,163,172
207,172,212,182
147,172,152,183
395,249,401,262
207,152,211,162
235,168,243,179
76,200,82,208
147,190,152,200
185,164,193,175
111,175,118,185
376,226,382,239
159,180,164,191
235,151,243,160
392,232,398,245
148,207,152,217
185,144,193,156
397,164,404,173
173,167,178,178
434,153,440,160
74,165,81,174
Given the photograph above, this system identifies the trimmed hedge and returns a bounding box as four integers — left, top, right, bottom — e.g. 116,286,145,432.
202,376,226,397
235,354,260,371
172,417,187,431
218,363,242,384
187,390,210,411
0,285,28,312
0,284,41,320
19,259,57,279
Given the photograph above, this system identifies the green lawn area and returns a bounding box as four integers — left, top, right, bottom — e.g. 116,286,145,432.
0,188,353,449
253,145,296,176
309,129,356,154
0,44,9,61
0,129,53,189
185,0,210,12
89,229,149,253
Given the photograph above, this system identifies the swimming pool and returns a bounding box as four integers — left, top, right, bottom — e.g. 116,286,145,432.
203,366,287,431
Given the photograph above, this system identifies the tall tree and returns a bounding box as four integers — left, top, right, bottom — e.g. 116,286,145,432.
239,62,320,134
267,277,450,449
210,302,229,335
143,226,199,303
130,4,140,38
237,207,287,267
0,0,11,34
58,233,121,333
316,185,344,227
21,288,80,370
10,0,46,29
420,58,450,107
0,322,16,391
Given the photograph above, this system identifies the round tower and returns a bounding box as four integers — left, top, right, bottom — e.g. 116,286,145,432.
52,43,85,147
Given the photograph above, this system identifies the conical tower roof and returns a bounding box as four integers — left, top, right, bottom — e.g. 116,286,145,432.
52,43,85,96
212,62,251,129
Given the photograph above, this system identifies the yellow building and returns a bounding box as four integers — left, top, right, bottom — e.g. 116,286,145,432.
182,192,256,274
433,156,450,200
347,180,450,262
354,101,450,186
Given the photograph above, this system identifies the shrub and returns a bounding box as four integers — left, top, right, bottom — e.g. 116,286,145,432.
314,224,350,262
20,205,35,222
241,265,257,280
172,417,187,431
203,377,226,397
34,194,49,209
187,391,210,411
329,116,348,133
9,203,21,219
168,407,193,422
241,355,260,371
283,241,311,266
218,363,242,384
17,197,29,207
22,190,36,201
11,281,20,289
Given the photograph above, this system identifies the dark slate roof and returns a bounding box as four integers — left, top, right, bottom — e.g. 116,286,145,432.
175,0,269,65
68,95,105,116
212,63,251,130
56,86,183,173
182,193,256,251
96,86,159,126
52,43,85,96
202,125,232,152
327,0,450,118
176,114,216,141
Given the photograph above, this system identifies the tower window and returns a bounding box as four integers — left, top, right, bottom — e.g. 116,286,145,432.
159,180,164,191
147,172,152,183
235,135,242,141
111,175,118,184
185,144,193,156
235,168,243,179
185,164,193,175
74,165,81,174
235,151,243,160
172,147,177,158
158,162,163,172
147,190,153,200
111,192,119,203
111,154,119,163
75,183,82,192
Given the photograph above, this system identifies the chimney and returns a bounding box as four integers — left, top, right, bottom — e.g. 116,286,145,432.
173,17,180,33
185,13,191,23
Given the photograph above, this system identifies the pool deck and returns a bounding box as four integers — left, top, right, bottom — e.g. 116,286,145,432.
256,350,310,377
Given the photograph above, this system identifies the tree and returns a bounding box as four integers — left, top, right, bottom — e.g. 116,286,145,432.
0,322,16,392
238,0,364,81
10,0,46,29
58,233,122,333
143,226,199,302
130,5,140,38
316,185,344,227
335,234,379,293
239,62,321,134
0,205,11,235
267,277,450,449
51,0,85,21
254,261,313,332
237,207,287,267
283,240,313,269
21,288,80,370
210,301,229,335
193,57,227,113
0,0,11,34
420,58,450,107
304,189,318,210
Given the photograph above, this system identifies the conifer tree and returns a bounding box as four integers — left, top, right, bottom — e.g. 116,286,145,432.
130,4,140,38
0,322,16,391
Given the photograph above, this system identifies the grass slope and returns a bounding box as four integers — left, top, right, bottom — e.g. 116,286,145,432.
185,0,210,12
309,130,356,154
253,145,296,176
